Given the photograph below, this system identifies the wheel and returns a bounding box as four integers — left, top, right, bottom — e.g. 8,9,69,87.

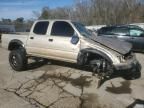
9,49,27,71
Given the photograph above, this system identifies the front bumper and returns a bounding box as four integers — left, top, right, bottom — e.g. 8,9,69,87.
114,56,141,71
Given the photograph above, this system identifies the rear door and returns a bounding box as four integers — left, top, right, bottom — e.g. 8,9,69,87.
26,21,51,56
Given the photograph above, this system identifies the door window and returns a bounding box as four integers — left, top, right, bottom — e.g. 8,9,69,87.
130,29,144,37
98,27,129,36
33,21,49,35
51,21,74,37
111,27,129,36
98,27,114,35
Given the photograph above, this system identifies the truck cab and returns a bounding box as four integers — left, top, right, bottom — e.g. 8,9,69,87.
26,20,80,63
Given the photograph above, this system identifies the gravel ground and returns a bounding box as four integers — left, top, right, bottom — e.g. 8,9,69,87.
0,45,144,108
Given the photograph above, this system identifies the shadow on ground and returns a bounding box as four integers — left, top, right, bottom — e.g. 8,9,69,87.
106,81,132,94
98,68,141,88
26,58,141,89
26,58,92,72
38,72,92,88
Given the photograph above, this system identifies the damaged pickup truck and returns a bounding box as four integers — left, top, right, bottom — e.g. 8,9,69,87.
1,20,141,79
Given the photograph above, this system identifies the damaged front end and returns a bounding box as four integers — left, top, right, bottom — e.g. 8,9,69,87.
114,51,141,80
88,36,141,79
78,40,141,80
114,51,141,70
77,48,114,79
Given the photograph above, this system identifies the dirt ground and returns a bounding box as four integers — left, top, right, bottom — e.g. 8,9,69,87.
0,45,144,108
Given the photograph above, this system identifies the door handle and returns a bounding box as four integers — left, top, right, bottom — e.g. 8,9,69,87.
48,39,53,42
30,37,34,39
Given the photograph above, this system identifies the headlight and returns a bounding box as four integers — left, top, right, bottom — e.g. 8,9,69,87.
117,56,125,62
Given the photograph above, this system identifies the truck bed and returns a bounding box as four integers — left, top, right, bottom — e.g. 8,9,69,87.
1,33,28,49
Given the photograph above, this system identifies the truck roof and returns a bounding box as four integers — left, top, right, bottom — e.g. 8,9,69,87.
35,19,72,22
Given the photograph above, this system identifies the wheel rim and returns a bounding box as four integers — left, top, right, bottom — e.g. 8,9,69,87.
11,54,18,68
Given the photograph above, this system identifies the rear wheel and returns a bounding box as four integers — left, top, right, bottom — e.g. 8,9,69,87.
9,49,27,71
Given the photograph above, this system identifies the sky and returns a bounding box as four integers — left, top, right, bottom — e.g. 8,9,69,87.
0,0,74,20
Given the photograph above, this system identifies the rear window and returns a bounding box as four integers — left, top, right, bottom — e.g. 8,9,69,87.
33,21,49,35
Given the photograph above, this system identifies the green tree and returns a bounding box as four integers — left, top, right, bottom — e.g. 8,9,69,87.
14,17,25,32
1,18,12,24
39,7,51,19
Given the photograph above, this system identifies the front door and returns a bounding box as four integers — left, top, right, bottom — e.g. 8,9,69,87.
47,21,80,62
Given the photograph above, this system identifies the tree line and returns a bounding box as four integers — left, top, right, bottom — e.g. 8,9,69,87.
35,0,144,25
1,0,144,31
0,17,33,32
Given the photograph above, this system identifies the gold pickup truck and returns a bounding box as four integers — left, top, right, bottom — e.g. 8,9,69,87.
1,20,141,79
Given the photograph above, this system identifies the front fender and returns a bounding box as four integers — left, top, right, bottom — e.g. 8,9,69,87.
77,48,113,65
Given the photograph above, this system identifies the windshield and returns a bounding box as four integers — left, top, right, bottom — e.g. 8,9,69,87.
72,22,92,38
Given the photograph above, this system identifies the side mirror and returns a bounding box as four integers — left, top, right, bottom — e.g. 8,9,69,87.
71,35,79,45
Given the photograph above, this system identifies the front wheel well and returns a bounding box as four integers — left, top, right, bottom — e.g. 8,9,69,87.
77,49,114,79
77,49,112,66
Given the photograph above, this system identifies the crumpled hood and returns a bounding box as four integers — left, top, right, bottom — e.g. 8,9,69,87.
88,35,132,55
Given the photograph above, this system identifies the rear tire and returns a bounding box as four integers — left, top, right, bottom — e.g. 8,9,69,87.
9,49,27,71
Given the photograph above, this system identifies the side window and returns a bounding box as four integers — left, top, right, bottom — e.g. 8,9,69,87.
111,27,129,36
130,29,144,37
98,28,114,35
51,21,74,37
33,21,49,35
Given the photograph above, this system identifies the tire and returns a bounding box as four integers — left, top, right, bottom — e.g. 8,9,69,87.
9,49,27,71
